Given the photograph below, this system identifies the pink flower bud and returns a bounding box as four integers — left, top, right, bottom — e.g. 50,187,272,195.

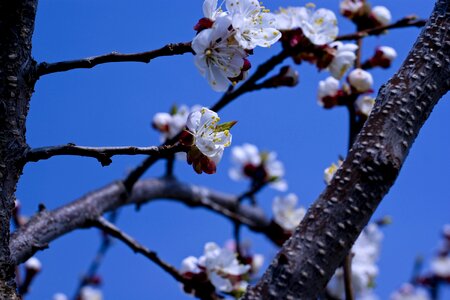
348,68,373,93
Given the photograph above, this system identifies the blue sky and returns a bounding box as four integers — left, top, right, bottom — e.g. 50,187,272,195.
17,0,449,299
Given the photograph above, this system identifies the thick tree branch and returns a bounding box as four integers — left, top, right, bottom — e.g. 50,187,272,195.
25,143,183,166
93,217,185,283
36,42,193,77
9,178,273,265
242,1,450,299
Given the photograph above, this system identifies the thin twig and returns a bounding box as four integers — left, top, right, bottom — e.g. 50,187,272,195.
93,216,185,284
36,42,193,77
343,254,354,300
25,143,183,166
336,17,426,41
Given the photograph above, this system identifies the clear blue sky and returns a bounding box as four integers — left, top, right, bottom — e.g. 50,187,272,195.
18,0,449,299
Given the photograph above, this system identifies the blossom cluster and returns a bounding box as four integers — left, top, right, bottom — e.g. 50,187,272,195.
180,242,259,297
327,223,384,299
192,0,281,91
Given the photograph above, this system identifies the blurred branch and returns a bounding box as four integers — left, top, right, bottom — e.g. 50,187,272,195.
336,17,426,41
9,178,274,265
25,144,183,166
36,42,193,77
93,216,185,283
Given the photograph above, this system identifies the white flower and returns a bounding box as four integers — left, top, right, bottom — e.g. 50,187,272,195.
203,0,226,20
390,284,430,300
192,16,247,91
229,143,287,191
299,6,338,45
186,107,232,164
79,286,102,300
371,6,391,26
180,256,201,274
348,68,373,93
328,41,358,79
198,242,251,292
431,256,450,277
324,159,342,184
152,105,198,141
355,96,375,117
24,257,42,272
318,76,340,107
340,0,364,17
327,224,383,299
272,193,306,231
225,0,281,49
53,293,69,300
377,46,397,62
251,254,265,275
270,7,308,30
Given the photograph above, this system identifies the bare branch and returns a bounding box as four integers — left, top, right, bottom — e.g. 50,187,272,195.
9,178,272,265
25,143,183,166
336,17,427,41
93,216,185,284
36,42,193,77
242,1,450,299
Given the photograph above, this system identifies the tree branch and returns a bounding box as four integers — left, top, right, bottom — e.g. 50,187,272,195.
337,17,427,41
93,216,185,284
36,42,193,77
241,0,450,298
9,178,273,265
25,143,183,166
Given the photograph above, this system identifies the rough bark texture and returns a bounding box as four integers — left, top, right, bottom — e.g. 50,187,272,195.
0,1,38,298
9,179,270,265
242,0,450,299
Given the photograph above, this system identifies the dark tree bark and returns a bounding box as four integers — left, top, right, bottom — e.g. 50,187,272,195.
0,1,38,298
242,0,450,299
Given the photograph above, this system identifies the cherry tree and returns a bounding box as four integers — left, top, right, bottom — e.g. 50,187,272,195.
0,0,449,299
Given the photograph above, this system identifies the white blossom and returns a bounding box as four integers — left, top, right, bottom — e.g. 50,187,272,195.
251,254,265,275
229,143,287,191
152,105,200,141
180,256,201,274
390,284,430,300
371,6,392,26
269,7,308,30
378,46,397,62
355,96,375,116
198,242,251,292
340,0,364,17
324,159,342,184
272,193,306,231
430,256,450,277
226,0,281,49
24,257,42,271
328,41,358,79
53,293,69,300
327,224,383,299
186,107,232,164
203,0,226,20
192,16,247,91
348,68,373,93
318,76,340,107
299,5,338,45
79,286,102,300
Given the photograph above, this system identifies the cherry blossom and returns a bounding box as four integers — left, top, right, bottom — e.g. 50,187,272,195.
324,159,343,184
53,294,69,300
328,41,358,79
184,107,233,174
318,76,340,108
272,193,306,232
431,256,450,278
390,284,430,300
299,5,338,45
348,68,373,93
192,16,248,91
152,105,200,141
371,6,392,26
24,257,42,272
225,0,281,49
355,95,376,117
270,7,308,30
229,143,287,191
79,286,103,300
340,0,364,18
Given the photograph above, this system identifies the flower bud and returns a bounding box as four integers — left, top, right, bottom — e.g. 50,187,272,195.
348,68,373,93
355,95,375,116
339,0,364,18
53,293,69,300
371,6,391,26
318,76,340,108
